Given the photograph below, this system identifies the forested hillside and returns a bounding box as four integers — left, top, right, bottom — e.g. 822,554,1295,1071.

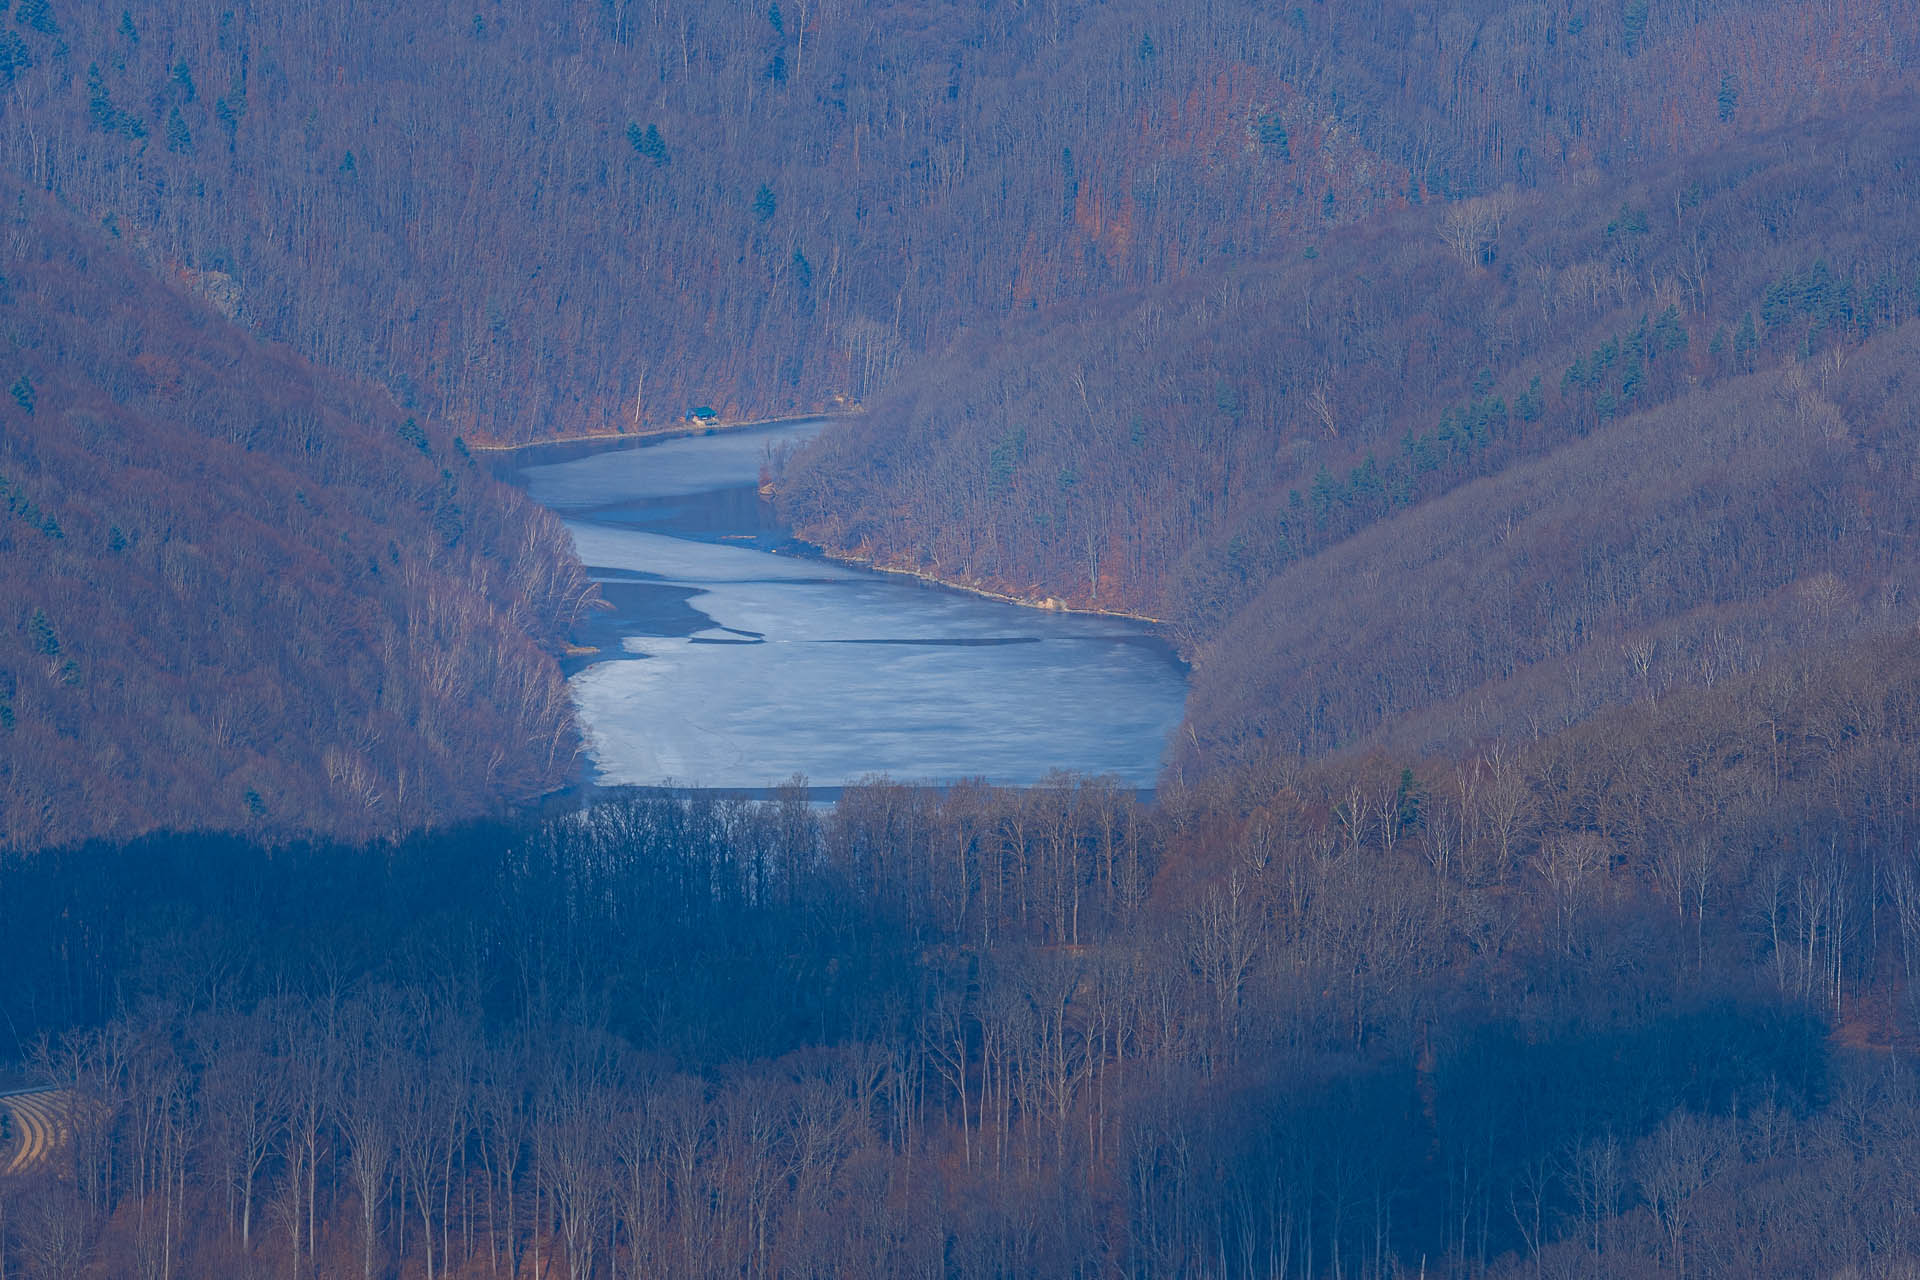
6,623,1920,1276
0,185,591,848
13,1,1920,1276
2,0,1910,441
785,105,1920,780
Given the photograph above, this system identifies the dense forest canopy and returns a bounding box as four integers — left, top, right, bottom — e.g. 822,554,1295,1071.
0,185,591,848
2,0,1912,440
785,106,1920,785
6,625,1920,1275
7,0,1920,1276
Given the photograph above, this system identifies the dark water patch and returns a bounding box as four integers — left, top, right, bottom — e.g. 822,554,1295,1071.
525,420,1189,789
563,578,712,673
489,417,833,479
578,485,787,544
590,578,713,636
567,573,775,671
590,570,671,585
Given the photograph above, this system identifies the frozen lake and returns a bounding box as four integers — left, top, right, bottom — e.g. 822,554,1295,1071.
518,422,1189,790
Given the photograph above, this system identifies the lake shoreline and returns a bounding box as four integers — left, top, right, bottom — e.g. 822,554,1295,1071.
517,419,1188,791
796,543,1170,626
471,411,851,455
502,417,1164,629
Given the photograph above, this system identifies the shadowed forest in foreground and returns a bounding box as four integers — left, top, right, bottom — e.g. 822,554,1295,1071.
5,1,1920,1276
6,624,1920,1277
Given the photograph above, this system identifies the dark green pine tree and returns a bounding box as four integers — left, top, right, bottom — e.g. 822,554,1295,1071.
28,607,59,657
627,121,669,166
16,0,58,35
165,105,192,154
0,32,34,87
86,64,115,131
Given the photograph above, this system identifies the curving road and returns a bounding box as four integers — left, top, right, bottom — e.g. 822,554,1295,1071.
0,1089,66,1177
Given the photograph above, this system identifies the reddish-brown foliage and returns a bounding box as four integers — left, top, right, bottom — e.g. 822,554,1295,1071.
0,187,591,848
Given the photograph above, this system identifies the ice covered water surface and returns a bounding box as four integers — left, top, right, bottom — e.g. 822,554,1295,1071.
522,420,827,509
574,629,1182,787
534,424,1188,788
565,523,858,586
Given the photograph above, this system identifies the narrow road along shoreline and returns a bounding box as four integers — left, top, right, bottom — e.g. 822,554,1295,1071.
808,548,1170,626
496,413,1170,628
469,411,852,454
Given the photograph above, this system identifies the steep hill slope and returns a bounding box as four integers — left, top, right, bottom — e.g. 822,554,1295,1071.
0,188,591,849
1184,327,1920,777
782,105,1920,779
0,0,1910,441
